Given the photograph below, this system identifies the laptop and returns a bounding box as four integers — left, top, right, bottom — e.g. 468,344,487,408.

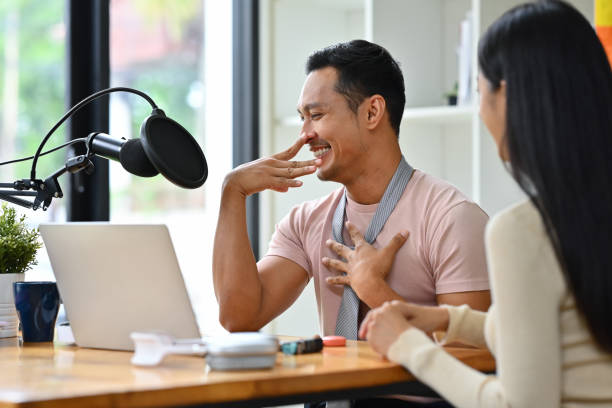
39,223,201,351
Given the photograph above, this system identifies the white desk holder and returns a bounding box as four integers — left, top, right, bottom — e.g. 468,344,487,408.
130,332,207,366
130,331,279,370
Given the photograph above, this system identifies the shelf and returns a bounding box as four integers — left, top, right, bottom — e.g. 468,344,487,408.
401,105,474,125
278,116,302,127
277,105,474,128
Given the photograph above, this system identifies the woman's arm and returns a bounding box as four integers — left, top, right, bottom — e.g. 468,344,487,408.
363,207,565,408
437,304,488,348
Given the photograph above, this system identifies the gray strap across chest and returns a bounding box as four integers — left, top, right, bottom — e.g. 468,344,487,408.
332,156,414,340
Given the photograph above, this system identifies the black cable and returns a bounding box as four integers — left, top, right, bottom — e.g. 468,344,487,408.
30,87,158,180
0,138,87,167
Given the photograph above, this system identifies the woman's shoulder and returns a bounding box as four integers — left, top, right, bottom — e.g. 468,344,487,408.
485,201,567,302
486,199,545,245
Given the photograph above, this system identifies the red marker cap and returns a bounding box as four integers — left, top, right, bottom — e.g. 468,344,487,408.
322,335,346,347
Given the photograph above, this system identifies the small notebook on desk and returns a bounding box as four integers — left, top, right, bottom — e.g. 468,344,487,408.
40,223,201,351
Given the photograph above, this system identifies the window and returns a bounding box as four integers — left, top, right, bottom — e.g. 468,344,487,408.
109,0,232,335
0,1,66,280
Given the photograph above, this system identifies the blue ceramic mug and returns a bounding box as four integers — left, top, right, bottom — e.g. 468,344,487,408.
13,281,60,342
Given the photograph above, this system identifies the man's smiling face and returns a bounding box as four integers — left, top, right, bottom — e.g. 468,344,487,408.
297,67,366,184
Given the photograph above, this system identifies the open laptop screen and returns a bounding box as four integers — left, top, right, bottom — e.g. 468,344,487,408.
40,223,201,350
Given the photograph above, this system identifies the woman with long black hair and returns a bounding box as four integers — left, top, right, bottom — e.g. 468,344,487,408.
326,1,612,406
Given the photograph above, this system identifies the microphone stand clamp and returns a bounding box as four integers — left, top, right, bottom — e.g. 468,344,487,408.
0,154,95,211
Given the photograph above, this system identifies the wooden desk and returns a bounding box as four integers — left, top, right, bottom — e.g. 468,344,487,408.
0,336,494,408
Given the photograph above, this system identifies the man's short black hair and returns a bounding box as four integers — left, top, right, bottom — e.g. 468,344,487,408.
306,39,405,136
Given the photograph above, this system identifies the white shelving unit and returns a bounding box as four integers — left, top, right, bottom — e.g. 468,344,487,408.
280,105,473,127
258,0,594,336
401,106,473,124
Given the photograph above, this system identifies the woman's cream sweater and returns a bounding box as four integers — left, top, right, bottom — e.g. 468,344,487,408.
388,200,612,407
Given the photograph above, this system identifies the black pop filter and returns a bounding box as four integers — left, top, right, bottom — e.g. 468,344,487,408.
1,87,210,212
139,110,208,189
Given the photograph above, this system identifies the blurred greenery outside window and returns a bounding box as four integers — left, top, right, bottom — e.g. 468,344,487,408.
1,1,228,335
0,1,65,281
0,1,66,217
110,0,228,335
110,0,206,215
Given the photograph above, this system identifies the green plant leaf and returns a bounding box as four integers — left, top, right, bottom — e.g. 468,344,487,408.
0,204,43,274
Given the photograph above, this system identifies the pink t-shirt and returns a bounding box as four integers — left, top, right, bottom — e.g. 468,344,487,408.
266,170,490,336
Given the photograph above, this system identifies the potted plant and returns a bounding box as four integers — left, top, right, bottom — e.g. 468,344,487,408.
443,82,458,106
0,204,42,338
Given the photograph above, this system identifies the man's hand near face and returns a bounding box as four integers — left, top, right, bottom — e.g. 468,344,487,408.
223,134,321,197
213,135,321,332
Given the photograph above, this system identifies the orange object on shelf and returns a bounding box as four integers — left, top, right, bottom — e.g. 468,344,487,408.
596,0,612,65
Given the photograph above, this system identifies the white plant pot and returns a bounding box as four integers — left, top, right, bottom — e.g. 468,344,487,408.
0,273,24,304
0,273,24,338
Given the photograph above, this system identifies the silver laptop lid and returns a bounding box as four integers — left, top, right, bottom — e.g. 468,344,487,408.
39,223,201,350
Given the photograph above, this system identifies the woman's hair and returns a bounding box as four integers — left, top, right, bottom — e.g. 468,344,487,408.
479,0,612,352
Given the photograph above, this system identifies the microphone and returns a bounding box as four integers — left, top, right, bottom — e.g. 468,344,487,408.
86,108,208,189
0,87,208,211
87,133,158,177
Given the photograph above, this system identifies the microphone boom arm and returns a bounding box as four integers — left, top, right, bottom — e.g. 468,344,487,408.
0,189,37,209
0,154,95,211
0,86,207,211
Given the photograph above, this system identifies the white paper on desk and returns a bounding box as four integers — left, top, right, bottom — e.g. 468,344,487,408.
56,323,76,344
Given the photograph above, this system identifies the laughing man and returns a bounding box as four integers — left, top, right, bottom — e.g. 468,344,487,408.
213,40,490,341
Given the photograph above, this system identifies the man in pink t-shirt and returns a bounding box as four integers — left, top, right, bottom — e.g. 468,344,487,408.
267,170,489,336
213,40,491,338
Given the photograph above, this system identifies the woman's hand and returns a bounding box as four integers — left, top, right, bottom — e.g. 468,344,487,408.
359,301,450,356
323,221,408,302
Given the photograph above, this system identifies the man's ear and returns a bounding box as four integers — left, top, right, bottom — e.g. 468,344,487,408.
364,95,386,130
